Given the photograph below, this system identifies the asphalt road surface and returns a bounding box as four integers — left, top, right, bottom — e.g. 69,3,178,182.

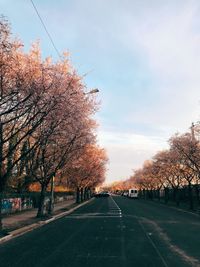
0,195,200,267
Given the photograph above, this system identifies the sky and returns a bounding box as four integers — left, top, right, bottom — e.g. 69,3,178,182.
1,0,200,183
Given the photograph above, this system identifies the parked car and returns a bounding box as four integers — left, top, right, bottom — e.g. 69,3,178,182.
122,191,129,197
94,191,110,197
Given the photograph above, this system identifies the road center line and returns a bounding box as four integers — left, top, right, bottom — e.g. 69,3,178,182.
110,196,122,213
138,220,169,267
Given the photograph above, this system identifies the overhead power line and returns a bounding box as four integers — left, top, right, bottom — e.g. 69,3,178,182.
30,0,61,58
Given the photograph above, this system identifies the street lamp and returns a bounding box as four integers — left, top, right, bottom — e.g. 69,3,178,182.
84,88,99,95
48,143,56,216
48,88,99,215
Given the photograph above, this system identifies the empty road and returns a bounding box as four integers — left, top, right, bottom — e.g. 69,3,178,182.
0,196,200,267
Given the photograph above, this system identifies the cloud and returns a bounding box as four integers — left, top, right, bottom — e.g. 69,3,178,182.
129,3,200,81
94,1,200,181
98,129,168,183
3,0,200,183
115,1,200,132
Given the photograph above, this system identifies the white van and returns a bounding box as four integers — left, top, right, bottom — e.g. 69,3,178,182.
128,189,138,199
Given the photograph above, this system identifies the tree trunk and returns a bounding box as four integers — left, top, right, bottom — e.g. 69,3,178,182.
172,187,180,206
149,190,152,200
0,122,3,231
76,187,80,203
84,188,87,200
172,187,176,202
37,183,47,218
143,189,146,199
164,187,169,204
176,188,180,206
0,195,2,231
188,183,194,210
157,188,160,201
87,188,90,199
48,176,54,215
194,184,200,205
80,188,84,202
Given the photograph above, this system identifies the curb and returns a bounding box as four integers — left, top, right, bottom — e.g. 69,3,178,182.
163,204,200,217
0,234,13,243
0,198,94,245
144,199,200,218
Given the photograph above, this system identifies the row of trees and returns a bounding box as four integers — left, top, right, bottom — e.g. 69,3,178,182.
106,126,200,211
128,130,200,210
0,18,107,230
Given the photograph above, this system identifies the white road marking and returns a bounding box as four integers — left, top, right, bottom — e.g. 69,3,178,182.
65,196,122,219
138,220,169,267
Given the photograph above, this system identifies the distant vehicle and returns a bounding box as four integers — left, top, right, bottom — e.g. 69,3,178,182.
122,190,128,197
94,191,110,197
128,189,138,199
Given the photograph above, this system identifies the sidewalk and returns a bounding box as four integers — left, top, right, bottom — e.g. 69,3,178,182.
0,197,94,244
2,198,76,232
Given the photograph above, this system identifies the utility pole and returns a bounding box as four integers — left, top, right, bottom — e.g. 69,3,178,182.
48,175,54,215
191,122,195,141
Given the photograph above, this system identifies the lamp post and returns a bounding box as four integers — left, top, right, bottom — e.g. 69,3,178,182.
76,88,99,204
85,88,99,94
48,142,56,216
48,174,55,215
48,88,99,215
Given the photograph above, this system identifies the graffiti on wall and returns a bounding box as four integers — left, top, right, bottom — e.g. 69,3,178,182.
2,199,12,213
21,198,33,210
1,197,33,214
12,198,21,211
